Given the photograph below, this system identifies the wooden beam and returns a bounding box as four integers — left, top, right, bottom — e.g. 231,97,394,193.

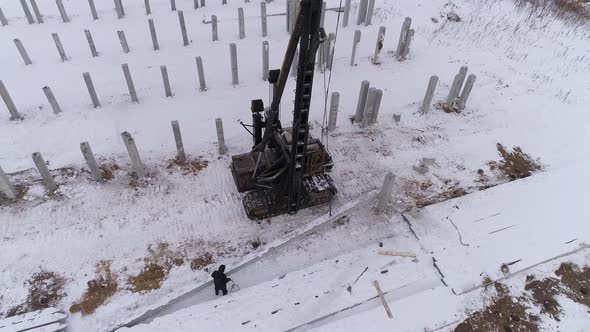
373,280,393,319
378,250,416,258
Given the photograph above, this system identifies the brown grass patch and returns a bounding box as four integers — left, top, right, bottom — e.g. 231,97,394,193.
166,158,209,176
70,261,118,316
442,105,460,114
128,242,178,293
488,144,541,181
190,252,214,271
402,179,435,201
129,263,167,293
416,186,467,208
128,240,228,293
7,271,67,317
401,178,470,208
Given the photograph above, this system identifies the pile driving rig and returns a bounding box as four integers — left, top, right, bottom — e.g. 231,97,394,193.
230,0,336,220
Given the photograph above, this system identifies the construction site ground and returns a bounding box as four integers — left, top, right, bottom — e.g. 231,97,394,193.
1,0,590,331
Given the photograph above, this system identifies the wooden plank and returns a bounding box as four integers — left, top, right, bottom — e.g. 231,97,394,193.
373,280,393,319
377,250,416,258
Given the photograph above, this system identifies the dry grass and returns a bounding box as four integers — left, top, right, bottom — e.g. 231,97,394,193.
166,158,209,176
129,263,168,293
128,240,228,293
70,261,118,316
403,178,468,208
128,242,182,293
401,177,472,209
6,271,66,317
488,144,541,181
416,186,468,208
402,144,541,210
513,0,590,23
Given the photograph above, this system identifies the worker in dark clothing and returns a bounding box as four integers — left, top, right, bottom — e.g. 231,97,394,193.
211,265,231,296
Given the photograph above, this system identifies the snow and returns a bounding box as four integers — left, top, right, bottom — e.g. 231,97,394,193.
122,159,590,332
411,159,590,294
122,217,439,332
120,194,372,327
0,307,67,332
1,0,590,331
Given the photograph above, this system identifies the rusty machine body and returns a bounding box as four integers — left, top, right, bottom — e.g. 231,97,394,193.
231,0,336,220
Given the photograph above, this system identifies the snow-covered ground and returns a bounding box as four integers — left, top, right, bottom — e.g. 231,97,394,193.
1,0,590,331
121,152,590,332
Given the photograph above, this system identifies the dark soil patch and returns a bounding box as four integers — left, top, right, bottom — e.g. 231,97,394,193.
7,271,67,317
555,262,590,309
442,104,461,113
525,276,562,320
419,180,434,191
488,144,541,181
166,158,209,176
434,101,462,114
55,167,82,179
250,238,264,250
332,216,350,228
127,168,161,188
495,282,511,296
482,275,494,288
70,261,118,316
455,296,540,332
462,262,590,331
0,184,30,206
98,163,119,181
521,262,590,322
